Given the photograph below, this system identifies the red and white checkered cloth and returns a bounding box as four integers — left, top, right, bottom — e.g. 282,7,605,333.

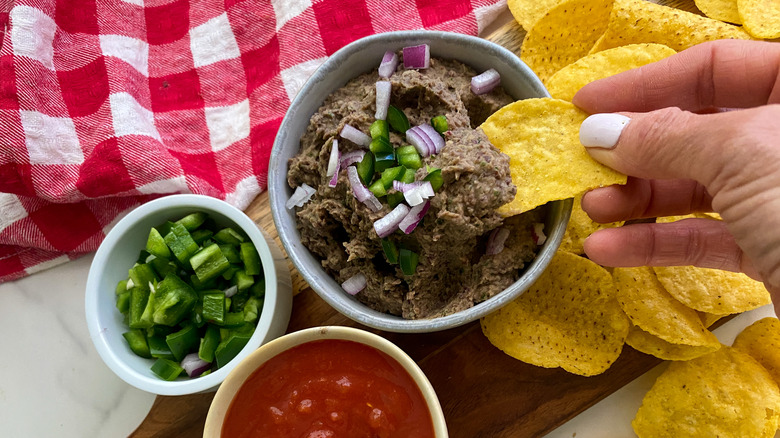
0,0,507,282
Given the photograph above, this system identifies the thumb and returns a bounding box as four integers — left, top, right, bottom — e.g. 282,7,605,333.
579,108,745,187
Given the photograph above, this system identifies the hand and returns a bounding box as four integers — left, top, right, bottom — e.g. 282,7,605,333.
572,39,780,309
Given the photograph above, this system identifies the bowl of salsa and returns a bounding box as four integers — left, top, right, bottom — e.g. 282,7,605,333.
204,326,447,437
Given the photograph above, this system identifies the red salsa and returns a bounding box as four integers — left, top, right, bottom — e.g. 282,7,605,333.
221,339,436,438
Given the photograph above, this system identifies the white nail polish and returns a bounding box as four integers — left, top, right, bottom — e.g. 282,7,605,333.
579,113,631,148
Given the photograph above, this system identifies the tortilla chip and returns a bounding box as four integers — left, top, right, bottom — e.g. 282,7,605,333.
591,0,751,54
699,311,724,328
507,0,565,31
632,346,780,438
559,194,624,255
626,323,720,361
613,267,720,348
695,0,741,24
738,0,780,39
520,0,614,83
480,98,627,216
547,43,676,102
733,317,780,387
654,265,770,315
481,251,629,376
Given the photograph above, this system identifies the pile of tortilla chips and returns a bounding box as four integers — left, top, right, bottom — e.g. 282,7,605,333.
477,1,778,433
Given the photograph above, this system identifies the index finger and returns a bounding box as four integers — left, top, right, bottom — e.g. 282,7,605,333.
573,39,780,114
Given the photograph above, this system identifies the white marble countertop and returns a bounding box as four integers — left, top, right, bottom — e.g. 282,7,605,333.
0,251,776,437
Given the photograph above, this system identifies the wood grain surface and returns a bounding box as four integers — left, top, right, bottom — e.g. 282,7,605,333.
129,18,671,438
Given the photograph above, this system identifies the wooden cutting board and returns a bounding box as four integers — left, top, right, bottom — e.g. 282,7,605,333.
129,19,667,438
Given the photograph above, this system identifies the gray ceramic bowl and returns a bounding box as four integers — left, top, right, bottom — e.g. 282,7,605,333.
269,30,572,333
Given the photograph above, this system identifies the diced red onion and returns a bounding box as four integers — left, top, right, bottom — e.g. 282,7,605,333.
406,127,432,157
375,81,391,121
285,183,316,209
378,50,399,78
342,273,367,295
181,353,211,378
328,163,340,188
399,200,429,234
326,139,339,177
340,124,371,147
403,44,430,69
339,150,366,168
416,123,445,154
223,285,238,298
471,68,501,95
373,203,410,238
392,180,433,206
347,166,382,212
532,223,547,245
392,180,424,193
486,227,510,255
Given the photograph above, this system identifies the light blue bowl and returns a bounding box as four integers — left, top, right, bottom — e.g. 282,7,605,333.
269,31,572,333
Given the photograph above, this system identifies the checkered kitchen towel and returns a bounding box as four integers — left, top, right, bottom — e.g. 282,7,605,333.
0,0,508,282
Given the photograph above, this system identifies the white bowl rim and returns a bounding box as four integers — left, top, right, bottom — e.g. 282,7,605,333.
204,325,448,437
269,30,571,333
85,194,287,395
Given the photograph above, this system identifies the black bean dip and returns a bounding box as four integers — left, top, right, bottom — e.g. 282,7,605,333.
287,53,542,319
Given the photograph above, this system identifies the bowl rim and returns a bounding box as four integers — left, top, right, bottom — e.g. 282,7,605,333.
85,193,290,395
203,325,449,437
269,30,571,333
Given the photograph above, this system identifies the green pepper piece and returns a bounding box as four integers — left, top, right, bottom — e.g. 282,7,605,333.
198,325,220,363
233,270,254,291
219,244,241,264
380,166,405,189
146,228,172,259
148,334,176,360
398,153,422,170
151,274,198,326
368,179,387,197
221,264,241,280
214,326,255,368
356,151,375,186
423,168,444,191
374,152,396,173
222,312,246,328
387,105,410,133
189,273,218,291
190,229,214,245
116,291,131,314
399,249,419,276
431,115,449,134
129,263,157,291
128,287,153,329
164,223,199,265
190,303,205,328
175,212,207,231
136,250,151,264
369,137,393,155
166,324,199,362
230,289,249,312
202,293,226,324
401,167,416,183
151,358,184,381
190,243,230,282
147,255,177,279
155,221,175,238
214,228,245,245
386,192,404,208
240,242,262,276
115,279,128,295
122,329,151,358
249,279,265,298
381,239,399,264
242,297,262,323
370,119,390,139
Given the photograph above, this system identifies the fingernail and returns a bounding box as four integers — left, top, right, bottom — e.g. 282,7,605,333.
579,113,631,149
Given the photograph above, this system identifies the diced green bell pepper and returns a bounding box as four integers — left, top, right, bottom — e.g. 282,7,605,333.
370,119,389,139
250,279,265,298
374,152,396,172
175,212,207,231
356,151,375,185
128,287,153,329
397,146,422,169
381,239,399,264
198,325,220,363
147,255,177,279
146,228,171,259
151,358,184,381
399,248,419,276
233,270,254,291
387,105,410,133
424,168,444,191
129,263,157,291
116,291,131,314
368,179,387,197
242,297,262,323
222,312,246,328
148,334,176,360
239,243,262,276
116,279,128,294
164,223,199,264
214,228,245,245
123,329,151,358
189,243,230,282
369,137,393,155
221,264,241,280
202,293,226,324
151,274,198,326
219,244,241,264
431,115,448,134
165,324,199,362
190,229,214,245
380,166,405,189
214,325,255,368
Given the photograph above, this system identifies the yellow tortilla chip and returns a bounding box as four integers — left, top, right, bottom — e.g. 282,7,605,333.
559,194,623,255
733,317,780,387
507,0,564,31
547,43,676,102
480,98,627,216
699,311,724,328
591,0,751,54
695,0,742,24
520,0,614,83
633,346,780,438
613,267,720,348
738,0,780,39
654,265,771,314
481,251,629,376
626,324,720,361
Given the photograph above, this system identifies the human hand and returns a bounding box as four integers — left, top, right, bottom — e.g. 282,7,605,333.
572,39,780,309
